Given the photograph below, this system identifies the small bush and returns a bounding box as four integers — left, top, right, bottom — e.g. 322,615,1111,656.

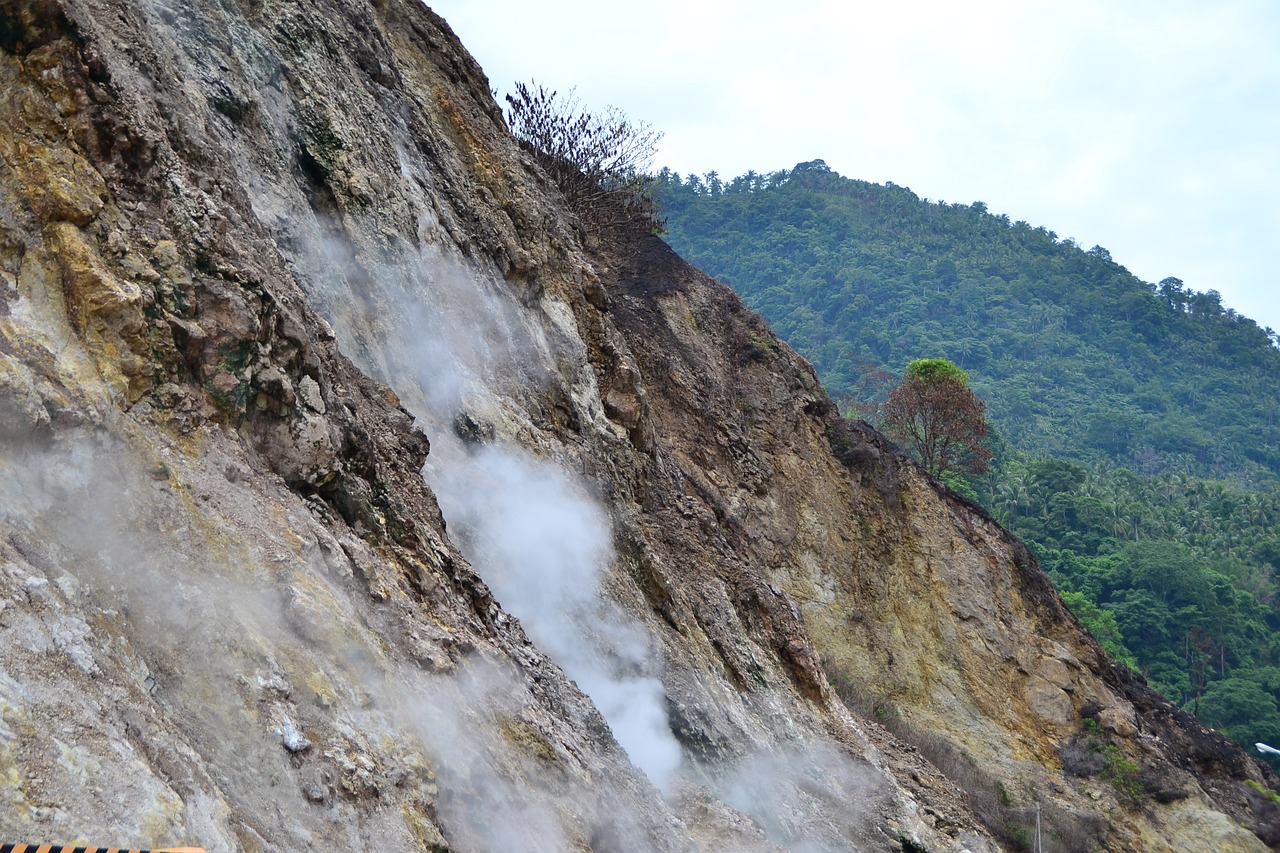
1246,779,1280,805
1101,744,1144,803
1059,723,1147,805
1060,737,1106,778
505,81,663,236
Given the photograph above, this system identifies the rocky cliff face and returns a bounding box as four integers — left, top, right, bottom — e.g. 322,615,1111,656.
0,1,1276,851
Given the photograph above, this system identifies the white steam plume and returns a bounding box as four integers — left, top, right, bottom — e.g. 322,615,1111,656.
0,428,666,850
430,445,682,789
290,230,901,846
356,241,684,790
714,741,890,852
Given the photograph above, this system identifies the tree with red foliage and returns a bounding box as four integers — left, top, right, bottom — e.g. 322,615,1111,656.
884,358,992,480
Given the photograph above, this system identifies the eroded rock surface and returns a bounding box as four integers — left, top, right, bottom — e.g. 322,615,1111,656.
0,1,1276,851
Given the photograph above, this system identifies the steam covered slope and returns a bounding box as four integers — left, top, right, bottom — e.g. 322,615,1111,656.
0,0,953,849
0,0,1276,851
0,1,690,848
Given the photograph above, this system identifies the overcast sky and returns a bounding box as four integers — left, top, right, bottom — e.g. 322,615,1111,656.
428,1,1279,333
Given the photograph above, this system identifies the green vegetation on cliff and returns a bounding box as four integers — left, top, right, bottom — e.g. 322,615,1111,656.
655,161,1280,759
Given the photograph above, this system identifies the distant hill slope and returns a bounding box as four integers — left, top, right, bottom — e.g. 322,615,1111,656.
655,160,1280,486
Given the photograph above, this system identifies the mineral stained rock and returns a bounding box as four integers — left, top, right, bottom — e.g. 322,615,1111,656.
0,1,1275,850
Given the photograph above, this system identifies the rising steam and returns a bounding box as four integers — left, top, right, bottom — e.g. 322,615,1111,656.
0,426,674,850
376,242,684,790
430,444,682,788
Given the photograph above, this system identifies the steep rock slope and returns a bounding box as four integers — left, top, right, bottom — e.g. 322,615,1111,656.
0,1,1274,851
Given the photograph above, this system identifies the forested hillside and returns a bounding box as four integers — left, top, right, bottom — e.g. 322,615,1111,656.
655,161,1280,485
656,161,1280,759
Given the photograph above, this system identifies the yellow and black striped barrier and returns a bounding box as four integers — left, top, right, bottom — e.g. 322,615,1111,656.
1,846,206,853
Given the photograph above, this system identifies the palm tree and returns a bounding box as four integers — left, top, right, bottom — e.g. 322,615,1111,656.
1104,503,1131,539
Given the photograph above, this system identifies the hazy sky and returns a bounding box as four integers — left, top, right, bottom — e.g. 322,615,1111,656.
428,1,1279,332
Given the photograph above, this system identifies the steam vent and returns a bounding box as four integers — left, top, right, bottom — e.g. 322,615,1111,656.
1,1,1277,850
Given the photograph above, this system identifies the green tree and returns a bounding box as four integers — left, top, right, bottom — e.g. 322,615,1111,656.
884,358,993,479
1194,677,1280,748
1060,590,1138,668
